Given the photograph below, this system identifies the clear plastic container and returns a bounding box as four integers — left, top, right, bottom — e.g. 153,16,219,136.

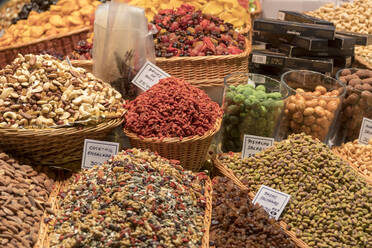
281,70,346,146
336,68,372,142
220,73,289,153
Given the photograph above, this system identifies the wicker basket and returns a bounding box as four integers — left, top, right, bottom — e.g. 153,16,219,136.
0,118,123,169
71,37,251,85
355,56,372,70
40,172,212,248
124,118,222,172
0,27,90,67
213,155,310,248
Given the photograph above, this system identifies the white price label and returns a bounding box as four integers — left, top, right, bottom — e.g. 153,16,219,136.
277,11,285,21
252,54,267,64
241,135,274,159
131,60,170,91
252,185,291,220
358,117,372,145
81,139,119,169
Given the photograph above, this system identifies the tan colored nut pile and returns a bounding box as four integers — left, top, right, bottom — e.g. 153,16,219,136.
307,0,372,34
0,54,125,128
355,45,372,64
333,139,372,177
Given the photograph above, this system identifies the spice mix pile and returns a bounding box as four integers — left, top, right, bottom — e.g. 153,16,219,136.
0,152,56,248
49,149,209,247
219,133,372,247
125,77,222,139
210,177,297,248
0,54,125,128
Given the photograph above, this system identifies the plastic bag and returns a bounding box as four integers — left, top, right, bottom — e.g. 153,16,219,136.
93,1,156,101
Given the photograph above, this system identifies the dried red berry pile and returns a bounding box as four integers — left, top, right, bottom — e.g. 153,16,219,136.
152,4,246,57
124,77,222,139
70,40,93,60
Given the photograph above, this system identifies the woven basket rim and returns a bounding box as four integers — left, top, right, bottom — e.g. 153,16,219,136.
0,27,90,52
123,117,222,144
0,118,124,136
355,55,372,70
212,154,310,248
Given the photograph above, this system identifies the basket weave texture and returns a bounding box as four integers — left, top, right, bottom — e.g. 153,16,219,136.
41,172,212,248
355,56,372,70
213,155,310,248
0,28,90,67
124,118,222,172
0,118,123,169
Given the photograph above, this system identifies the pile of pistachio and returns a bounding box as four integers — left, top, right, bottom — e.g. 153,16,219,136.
0,54,125,128
219,133,372,247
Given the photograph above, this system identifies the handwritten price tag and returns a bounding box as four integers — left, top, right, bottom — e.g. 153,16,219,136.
241,135,274,159
252,185,291,220
131,60,170,91
358,117,372,145
81,139,119,169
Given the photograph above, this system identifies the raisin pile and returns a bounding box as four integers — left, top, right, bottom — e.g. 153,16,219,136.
11,0,58,24
152,4,246,57
69,40,93,60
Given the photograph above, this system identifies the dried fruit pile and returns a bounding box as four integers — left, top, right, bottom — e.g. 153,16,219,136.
152,4,246,57
125,77,222,139
338,68,372,141
49,149,208,247
218,133,372,247
69,40,93,60
11,0,58,25
0,54,125,128
210,177,297,248
0,0,28,31
0,152,56,248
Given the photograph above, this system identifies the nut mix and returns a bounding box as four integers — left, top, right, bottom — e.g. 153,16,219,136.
125,77,222,139
49,148,209,247
338,68,372,141
0,152,56,248
0,54,125,128
0,0,28,31
0,0,100,47
210,177,297,248
284,85,342,141
152,4,246,57
222,78,285,152
333,139,372,178
219,133,372,247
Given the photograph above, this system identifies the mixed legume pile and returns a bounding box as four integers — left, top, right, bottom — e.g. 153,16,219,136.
49,149,208,247
219,133,372,247
0,54,125,128
333,139,372,178
338,68,372,141
152,4,246,57
0,152,56,248
210,177,297,248
125,77,222,139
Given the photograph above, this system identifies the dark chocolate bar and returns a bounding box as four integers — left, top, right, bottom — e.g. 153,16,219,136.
252,41,271,51
279,43,354,57
328,34,356,49
253,18,336,40
277,10,334,26
291,36,329,51
336,31,372,46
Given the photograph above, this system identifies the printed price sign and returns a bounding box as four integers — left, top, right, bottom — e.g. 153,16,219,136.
252,54,267,64
358,117,372,145
241,135,274,159
131,60,170,91
81,139,119,169
252,185,291,220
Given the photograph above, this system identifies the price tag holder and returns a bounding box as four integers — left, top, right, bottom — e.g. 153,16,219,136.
131,60,170,91
252,54,267,64
81,139,119,169
241,135,274,159
358,117,372,144
252,185,291,220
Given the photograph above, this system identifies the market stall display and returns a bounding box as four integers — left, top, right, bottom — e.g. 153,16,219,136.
333,139,372,184
0,0,28,31
215,133,372,247
0,54,125,168
47,149,212,247
221,73,287,152
0,152,58,248
210,177,299,248
336,68,372,141
124,77,222,171
281,70,345,145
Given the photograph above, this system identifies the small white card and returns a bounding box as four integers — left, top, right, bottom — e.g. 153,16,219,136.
358,117,372,145
277,11,285,21
131,60,170,91
252,185,291,220
241,135,274,159
252,54,267,64
81,139,119,169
